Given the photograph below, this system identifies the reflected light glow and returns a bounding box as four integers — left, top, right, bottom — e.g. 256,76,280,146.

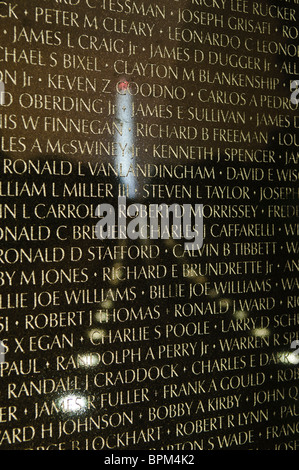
208,289,219,299
58,395,87,413
252,328,271,337
77,353,100,368
101,300,114,309
219,298,232,308
233,310,249,320
88,328,106,342
193,276,207,285
95,309,110,323
116,80,136,198
277,350,299,365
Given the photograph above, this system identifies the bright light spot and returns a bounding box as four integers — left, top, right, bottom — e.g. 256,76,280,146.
233,310,248,320
277,351,299,365
58,395,87,413
89,328,106,343
208,289,218,299
252,328,271,337
95,309,110,323
116,83,136,197
101,300,114,309
109,262,123,285
219,298,232,308
288,352,299,365
0,340,5,364
194,276,206,284
77,353,100,368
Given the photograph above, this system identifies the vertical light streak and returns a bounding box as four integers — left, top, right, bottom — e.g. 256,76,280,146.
115,80,136,199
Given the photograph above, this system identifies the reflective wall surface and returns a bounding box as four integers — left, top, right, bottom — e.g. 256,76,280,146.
0,0,298,451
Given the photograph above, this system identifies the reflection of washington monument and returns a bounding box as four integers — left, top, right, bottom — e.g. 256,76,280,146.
115,80,137,199
98,78,204,250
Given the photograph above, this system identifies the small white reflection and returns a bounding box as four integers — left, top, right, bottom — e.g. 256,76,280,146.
193,276,207,284
109,262,123,286
219,298,232,308
58,395,87,413
233,310,249,320
101,300,114,309
77,353,100,368
95,309,110,323
89,329,106,342
208,288,219,299
252,328,271,337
